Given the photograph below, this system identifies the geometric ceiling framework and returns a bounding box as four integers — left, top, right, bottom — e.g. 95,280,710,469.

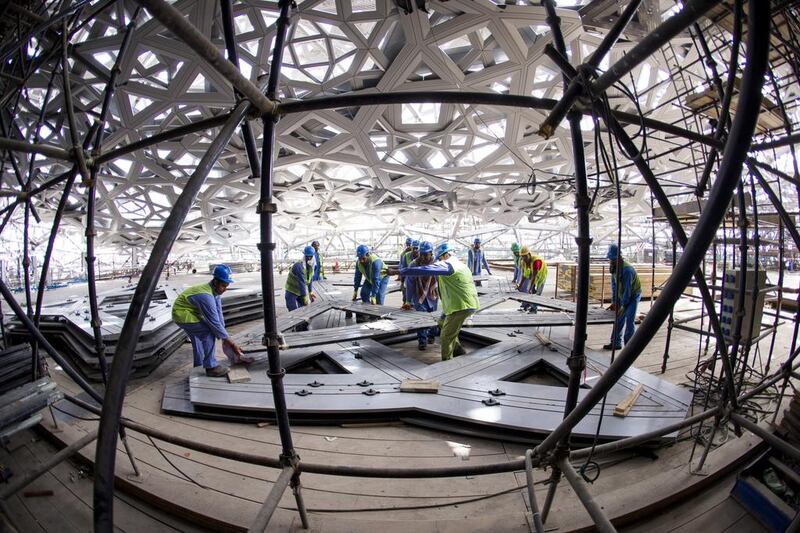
6,0,787,254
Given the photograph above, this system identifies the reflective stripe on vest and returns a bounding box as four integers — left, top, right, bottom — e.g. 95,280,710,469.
357,253,388,285
285,261,313,296
438,257,480,316
172,282,214,324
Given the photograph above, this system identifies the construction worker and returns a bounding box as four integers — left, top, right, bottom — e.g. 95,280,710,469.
285,246,317,311
511,243,522,287
398,237,414,302
467,238,491,286
311,240,325,281
403,241,439,350
604,244,642,350
172,264,244,377
353,244,390,305
400,242,480,360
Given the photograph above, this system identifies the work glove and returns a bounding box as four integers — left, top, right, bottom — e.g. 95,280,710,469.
352,290,358,301
309,292,317,302
616,306,624,317
370,296,377,305
303,295,310,305
401,302,412,311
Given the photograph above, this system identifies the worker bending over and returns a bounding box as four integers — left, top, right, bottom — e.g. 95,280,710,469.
353,244,390,305
402,241,439,351
511,243,521,288
400,242,480,360
285,245,317,311
467,238,491,285
517,247,548,312
172,264,244,377
311,240,325,281
604,244,641,350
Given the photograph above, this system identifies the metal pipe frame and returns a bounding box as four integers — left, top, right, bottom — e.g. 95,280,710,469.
0,429,98,500
558,457,617,533
247,467,294,533
92,94,263,532
532,0,769,460
0,0,777,529
730,413,800,463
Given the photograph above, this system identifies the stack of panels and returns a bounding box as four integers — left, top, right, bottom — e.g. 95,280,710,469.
0,345,33,396
6,284,264,382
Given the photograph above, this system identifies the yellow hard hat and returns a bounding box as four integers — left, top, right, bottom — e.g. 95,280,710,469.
519,246,530,256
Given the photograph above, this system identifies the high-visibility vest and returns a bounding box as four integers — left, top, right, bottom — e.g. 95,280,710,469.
438,257,480,315
618,260,642,298
357,253,388,285
172,282,215,324
285,261,313,296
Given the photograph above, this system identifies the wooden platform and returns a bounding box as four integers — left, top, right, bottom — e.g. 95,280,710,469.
11,271,795,532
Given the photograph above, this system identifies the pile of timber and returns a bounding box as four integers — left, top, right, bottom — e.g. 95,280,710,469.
0,345,33,396
5,283,264,382
556,262,673,302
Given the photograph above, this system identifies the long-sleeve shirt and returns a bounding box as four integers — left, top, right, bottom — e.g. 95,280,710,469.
467,248,491,275
187,290,229,340
353,254,388,298
401,257,480,315
287,261,313,297
611,263,640,308
404,259,438,308
313,251,324,280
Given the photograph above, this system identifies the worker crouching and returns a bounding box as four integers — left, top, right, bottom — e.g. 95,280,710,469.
353,244,390,305
171,264,245,377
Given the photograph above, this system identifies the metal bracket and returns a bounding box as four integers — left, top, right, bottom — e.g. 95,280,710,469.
267,368,286,380
263,333,286,347
256,200,278,214
482,398,501,406
488,388,506,397
295,389,312,396
307,380,324,388
363,388,380,396
356,380,373,387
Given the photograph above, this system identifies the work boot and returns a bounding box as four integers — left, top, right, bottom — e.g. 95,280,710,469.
418,341,427,351
205,366,229,377
428,336,436,345
602,343,622,351
453,344,466,357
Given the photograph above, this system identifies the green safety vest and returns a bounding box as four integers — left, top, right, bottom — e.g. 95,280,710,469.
402,250,414,268
438,257,481,315
617,260,642,298
172,282,214,324
285,261,313,296
357,253,388,285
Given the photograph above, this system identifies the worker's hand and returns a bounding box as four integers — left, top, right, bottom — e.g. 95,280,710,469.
309,292,317,302
370,296,377,305
303,295,310,305
616,306,624,317
607,303,616,311
401,302,412,311
352,290,358,301
223,337,243,357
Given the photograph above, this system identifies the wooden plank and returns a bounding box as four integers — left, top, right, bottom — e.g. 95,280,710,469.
227,365,251,384
400,379,440,393
614,384,644,417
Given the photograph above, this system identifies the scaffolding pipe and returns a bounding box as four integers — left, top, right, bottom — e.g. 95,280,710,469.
532,0,769,460
247,467,294,533
559,457,617,533
92,94,262,532
730,413,800,463
0,429,98,500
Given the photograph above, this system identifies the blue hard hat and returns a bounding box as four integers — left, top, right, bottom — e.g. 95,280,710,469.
303,245,315,257
412,240,420,249
213,264,234,284
435,242,451,259
419,241,434,254
474,238,481,244
405,237,413,246
606,244,619,260
356,244,369,258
